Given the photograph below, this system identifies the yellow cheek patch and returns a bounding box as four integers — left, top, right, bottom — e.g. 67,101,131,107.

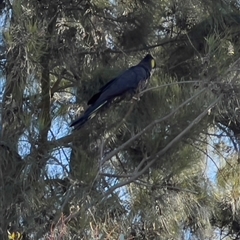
151,59,156,69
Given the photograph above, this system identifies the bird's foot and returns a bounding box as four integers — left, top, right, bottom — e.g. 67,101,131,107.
132,96,141,101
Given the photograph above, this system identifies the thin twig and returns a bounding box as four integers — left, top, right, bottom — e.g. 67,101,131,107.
141,80,203,94
76,39,184,56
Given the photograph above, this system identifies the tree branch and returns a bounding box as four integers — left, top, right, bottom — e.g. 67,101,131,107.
101,87,208,165
100,95,222,201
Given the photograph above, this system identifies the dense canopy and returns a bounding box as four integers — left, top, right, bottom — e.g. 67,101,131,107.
1,0,240,239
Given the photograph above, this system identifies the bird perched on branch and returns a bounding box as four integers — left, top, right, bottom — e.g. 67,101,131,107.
70,54,156,129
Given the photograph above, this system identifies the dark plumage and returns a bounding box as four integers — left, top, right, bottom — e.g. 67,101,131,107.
70,54,156,129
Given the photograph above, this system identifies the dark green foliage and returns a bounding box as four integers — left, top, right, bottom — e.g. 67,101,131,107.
2,0,240,239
